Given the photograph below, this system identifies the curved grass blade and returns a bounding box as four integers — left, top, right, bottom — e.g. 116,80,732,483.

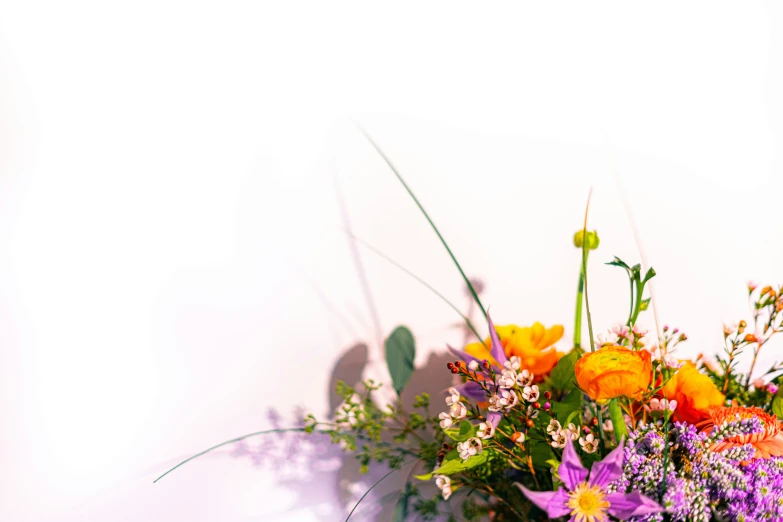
581,188,596,353
346,460,418,522
357,126,487,321
347,231,483,343
153,428,305,483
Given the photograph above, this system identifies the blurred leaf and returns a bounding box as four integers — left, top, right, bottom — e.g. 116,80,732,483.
606,257,631,270
385,326,416,396
552,389,583,424
772,387,783,418
529,439,555,469
445,420,477,442
549,350,580,391
415,451,489,480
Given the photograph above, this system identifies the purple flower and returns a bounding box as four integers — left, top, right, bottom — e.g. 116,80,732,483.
516,436,663,521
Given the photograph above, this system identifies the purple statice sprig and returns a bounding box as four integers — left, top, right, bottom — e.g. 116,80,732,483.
608,420,783,522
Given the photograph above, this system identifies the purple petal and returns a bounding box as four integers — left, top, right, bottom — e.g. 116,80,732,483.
453,381,486,402
486,412,502,428
446,344,482,366
559,435,589,490
588,438,625,489
486,313,508,366
606,491,664,519
515,484,570,518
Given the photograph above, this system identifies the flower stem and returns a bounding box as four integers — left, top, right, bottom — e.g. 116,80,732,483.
573,259,586,349
608,398,628,442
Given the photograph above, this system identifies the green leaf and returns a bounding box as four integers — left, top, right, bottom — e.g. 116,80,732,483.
639,298,651,311
445,420,477,442
529,439,555,469
605,256,630,270
772,386,783,418
415,451,489,480
385,326,416,395
549,350,580,390
552,389,583,424
643,267,657,283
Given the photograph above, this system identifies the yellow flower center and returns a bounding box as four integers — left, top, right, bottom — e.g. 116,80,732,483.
567,482,610,522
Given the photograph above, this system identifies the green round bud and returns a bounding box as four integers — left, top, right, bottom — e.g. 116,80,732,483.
573,230,600,250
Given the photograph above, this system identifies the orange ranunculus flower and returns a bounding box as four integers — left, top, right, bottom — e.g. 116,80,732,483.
662,362,725,424
574,346,652,402
698,407,783,459
463,322,564,376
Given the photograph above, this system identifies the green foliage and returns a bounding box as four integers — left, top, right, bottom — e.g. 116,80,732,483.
552,388,583,424
385,326,416,395
772,386,783,418
548,350,580,391
415,451,491,481
445,420,477,442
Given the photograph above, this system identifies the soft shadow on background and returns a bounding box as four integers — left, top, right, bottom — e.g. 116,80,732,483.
2,2,783,521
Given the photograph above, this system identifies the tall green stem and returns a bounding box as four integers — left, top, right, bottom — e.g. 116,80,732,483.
608,398,628,442
573,256,586,349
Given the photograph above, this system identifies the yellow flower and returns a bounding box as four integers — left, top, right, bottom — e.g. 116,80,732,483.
464,322,564,376
574,346,652,402
662,362,725,424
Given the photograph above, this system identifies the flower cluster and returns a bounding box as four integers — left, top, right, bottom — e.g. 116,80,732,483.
293,230,783,522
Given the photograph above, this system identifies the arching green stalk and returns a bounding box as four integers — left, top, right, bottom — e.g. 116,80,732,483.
357,126,487,322
153,428,306,483
345,460,418,521
347,232,483,344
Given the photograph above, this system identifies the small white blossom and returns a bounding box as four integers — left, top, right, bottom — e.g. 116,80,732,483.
632,325,648,338
478,420,496,440
643,344,662,361
497,370,516,389
579,433,599,453
446,387,461,406
602,419,613,432
546,419,561,435
663,353,683,369
439,412,454,429
527,405,540,419
723,322,738,336
646,397,677,412
522,385,540,403
468,360,479,371
702,357,719,372
504,388,519,410
550,430,567,448
565,423,580,441
449,402,468,420
516,369,534,387
457,437,483,460
612,324,631,340
488,392,508,412
504,356,521,371
435,475,452,500
596,332,619,347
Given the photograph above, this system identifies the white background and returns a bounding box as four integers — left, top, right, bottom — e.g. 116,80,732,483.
2,2,782,521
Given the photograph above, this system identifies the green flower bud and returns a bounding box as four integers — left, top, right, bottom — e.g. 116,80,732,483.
573,230,600,250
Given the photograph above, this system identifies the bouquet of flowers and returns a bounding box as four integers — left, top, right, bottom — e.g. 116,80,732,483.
156,138,783,521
